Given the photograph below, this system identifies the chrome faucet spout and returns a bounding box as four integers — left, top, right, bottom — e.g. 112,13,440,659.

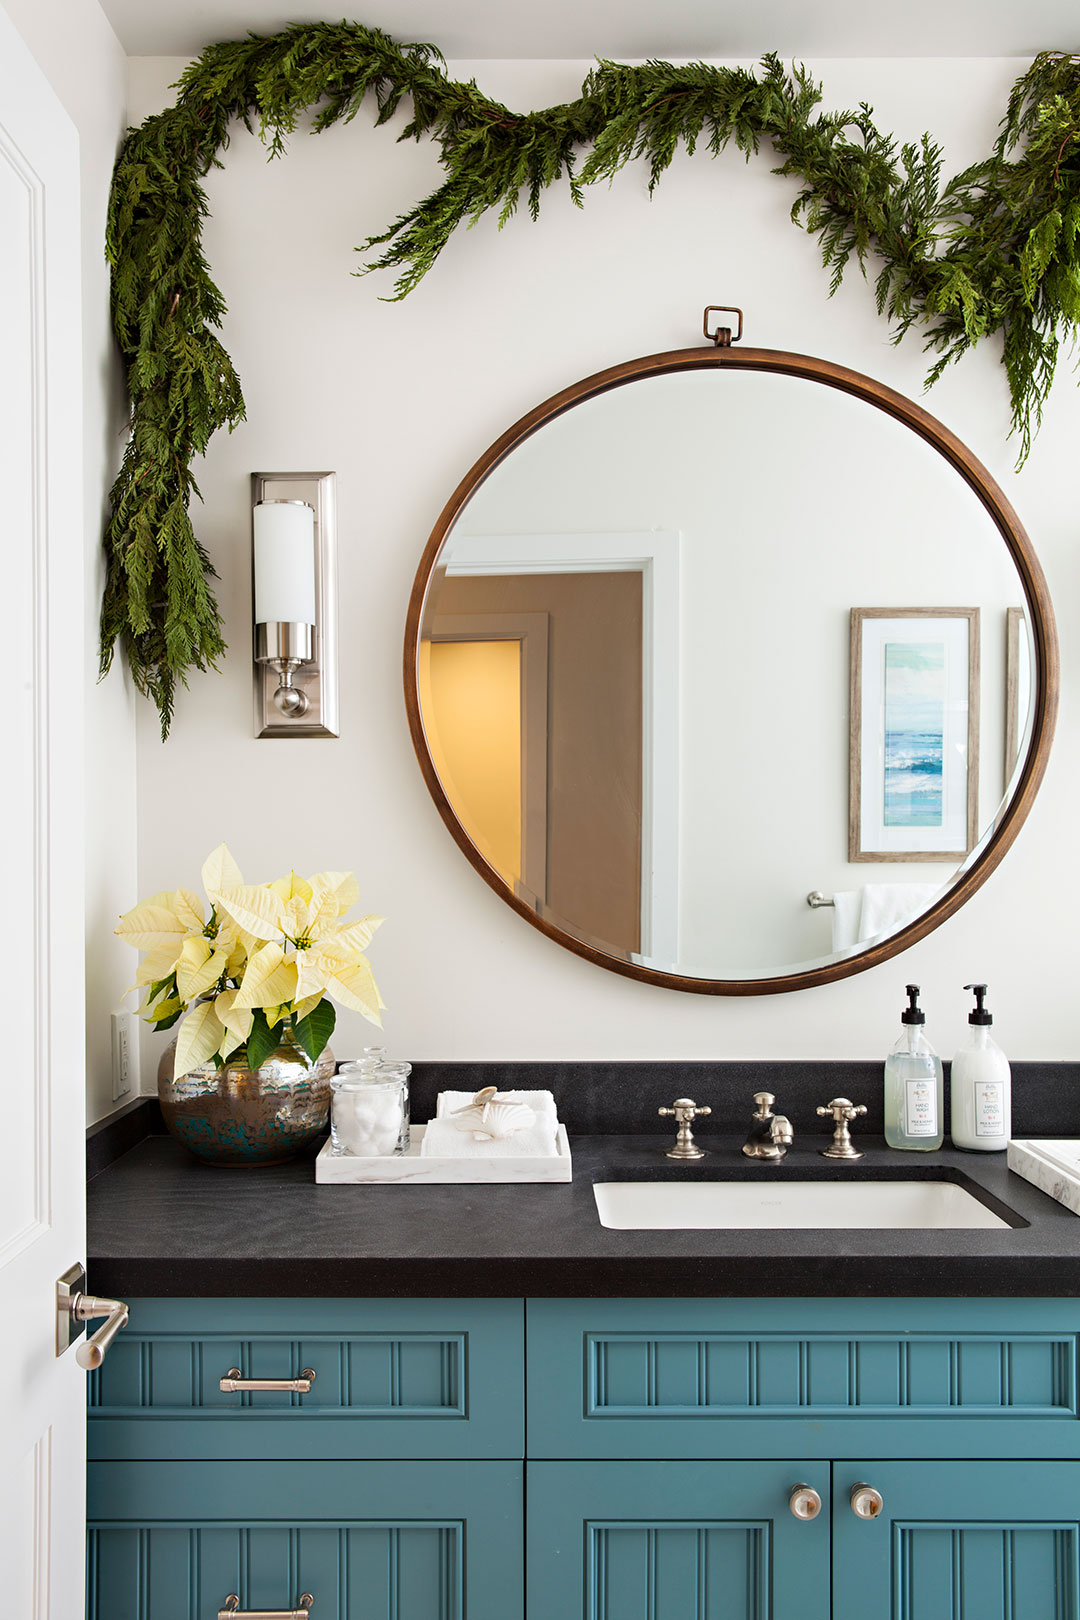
742,1091,793,1160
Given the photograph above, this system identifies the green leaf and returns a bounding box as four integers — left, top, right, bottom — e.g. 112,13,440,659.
291,998,336,1063
244,1006,281,1071
152,1006,184,1032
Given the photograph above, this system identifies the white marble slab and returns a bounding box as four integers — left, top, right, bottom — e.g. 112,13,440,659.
314,1123,573,1184
1007,1138,1080,1217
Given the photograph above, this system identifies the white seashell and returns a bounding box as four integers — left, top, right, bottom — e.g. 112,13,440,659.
449,1094,537,1140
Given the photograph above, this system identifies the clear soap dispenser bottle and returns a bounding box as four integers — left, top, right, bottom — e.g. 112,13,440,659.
884,984,944,1151
950,983,1011,1152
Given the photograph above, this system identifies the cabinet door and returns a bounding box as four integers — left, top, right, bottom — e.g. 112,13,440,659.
87,1460,521,1620
833,1462,1080,1620
528,1461,830,1620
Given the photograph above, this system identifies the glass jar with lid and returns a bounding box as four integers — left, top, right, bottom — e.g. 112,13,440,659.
330,1046,411,1157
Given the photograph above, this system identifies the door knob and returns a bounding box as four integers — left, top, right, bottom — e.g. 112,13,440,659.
72,1293,129,1369
789,1483,822,1520
56,1263,129,1367
850,1482,884,1519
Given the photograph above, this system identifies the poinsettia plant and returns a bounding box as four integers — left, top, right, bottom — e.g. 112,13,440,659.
116,843,384,1079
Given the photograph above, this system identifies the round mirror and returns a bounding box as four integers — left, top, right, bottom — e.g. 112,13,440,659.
404,341,1058,993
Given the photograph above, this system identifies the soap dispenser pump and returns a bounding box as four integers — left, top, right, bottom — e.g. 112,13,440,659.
884,984,944,1151
950,983,1011,1152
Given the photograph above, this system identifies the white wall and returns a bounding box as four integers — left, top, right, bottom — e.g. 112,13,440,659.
126,55,1078,1077
4,0,134,1125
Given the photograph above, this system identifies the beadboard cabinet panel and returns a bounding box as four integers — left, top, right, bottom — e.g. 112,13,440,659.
87,1460,523,1620
89,1298,524,1460
527,1461,831,1620
526,1299,1080,1460
832,1462,1080,1620
86,1298,1080,1620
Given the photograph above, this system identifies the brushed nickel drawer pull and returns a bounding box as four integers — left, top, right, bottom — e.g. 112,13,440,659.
219,1368,316,1393
219,1596,313,1619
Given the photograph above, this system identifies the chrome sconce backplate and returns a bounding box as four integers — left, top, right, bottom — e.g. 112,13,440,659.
252,471,339,737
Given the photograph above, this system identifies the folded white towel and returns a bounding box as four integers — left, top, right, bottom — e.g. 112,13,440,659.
420,1118,560,1158
858,882,940,941
436,1088,558,1122
831,891,862,953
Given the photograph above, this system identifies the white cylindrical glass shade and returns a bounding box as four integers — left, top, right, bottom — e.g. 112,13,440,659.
253,500,316,625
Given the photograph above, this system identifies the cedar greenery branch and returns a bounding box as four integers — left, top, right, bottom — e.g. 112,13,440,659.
102,25,1080,736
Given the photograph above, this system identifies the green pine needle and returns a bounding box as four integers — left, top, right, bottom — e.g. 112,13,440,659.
102,30,1080,733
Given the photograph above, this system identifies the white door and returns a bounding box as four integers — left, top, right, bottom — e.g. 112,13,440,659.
0,6,90,1615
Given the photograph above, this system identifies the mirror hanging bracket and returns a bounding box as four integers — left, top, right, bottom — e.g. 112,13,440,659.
703,305,743,346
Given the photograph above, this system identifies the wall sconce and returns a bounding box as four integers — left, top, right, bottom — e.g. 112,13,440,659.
251,471,339,737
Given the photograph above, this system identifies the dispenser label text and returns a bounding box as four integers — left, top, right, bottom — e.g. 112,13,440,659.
905,1078,938,1136
975,1081,1005,1138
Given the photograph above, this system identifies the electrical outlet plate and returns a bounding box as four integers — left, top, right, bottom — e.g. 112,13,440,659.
111,1010,135,1101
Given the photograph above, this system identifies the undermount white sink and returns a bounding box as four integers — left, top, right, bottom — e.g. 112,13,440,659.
592,1179,1013,1231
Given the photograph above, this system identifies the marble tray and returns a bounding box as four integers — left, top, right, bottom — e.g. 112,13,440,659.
1007,1138,1080,1217
314,1122,573,1184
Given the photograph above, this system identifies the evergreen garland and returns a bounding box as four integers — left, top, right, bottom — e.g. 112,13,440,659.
102,26,1080,735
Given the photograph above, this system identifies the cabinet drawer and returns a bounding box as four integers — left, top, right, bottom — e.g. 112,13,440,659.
87,1460,522,1620
527,1299,1080,1461
89,1299,523,1461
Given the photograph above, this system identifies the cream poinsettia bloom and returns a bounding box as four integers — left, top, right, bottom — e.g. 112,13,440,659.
115,843,384,1079
215,869,384,1024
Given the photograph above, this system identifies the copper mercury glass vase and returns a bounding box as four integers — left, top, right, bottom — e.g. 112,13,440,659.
157,1024,334,1167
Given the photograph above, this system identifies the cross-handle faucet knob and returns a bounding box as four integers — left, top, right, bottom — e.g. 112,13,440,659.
816,1097,868,1161
658,1098,712,1160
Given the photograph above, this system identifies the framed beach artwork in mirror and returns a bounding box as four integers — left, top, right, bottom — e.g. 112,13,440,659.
849,608,980,863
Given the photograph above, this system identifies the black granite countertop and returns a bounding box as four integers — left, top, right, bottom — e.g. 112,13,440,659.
87,1119,1080,1299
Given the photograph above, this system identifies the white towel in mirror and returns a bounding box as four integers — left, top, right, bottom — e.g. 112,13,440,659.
831,891,862,952
859,882,940,940
832,883,941,952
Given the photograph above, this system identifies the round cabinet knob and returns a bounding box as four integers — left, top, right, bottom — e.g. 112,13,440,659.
850,1482,884,1519
789,1483,822,1520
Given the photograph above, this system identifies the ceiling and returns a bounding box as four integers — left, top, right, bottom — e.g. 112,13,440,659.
99,0,1080,61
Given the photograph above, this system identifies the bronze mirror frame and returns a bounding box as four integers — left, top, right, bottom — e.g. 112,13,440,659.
403,340,1059,995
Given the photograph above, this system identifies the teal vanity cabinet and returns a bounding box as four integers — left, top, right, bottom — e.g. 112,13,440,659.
526,1299,1080,1620
86,1299,524,1620
87,1296,1080,1619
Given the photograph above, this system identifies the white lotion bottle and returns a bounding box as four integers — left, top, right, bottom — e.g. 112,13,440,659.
884,984,944,1151
950,983,1011,1151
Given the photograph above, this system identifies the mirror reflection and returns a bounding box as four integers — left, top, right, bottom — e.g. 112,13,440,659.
416,366,1038,982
